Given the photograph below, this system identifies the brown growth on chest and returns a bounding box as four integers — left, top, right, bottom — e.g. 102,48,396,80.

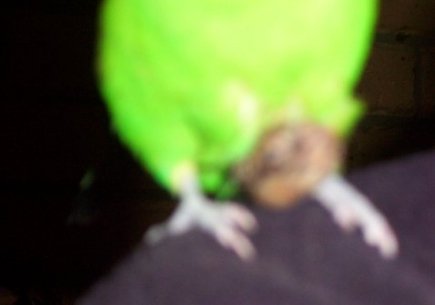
234,123,343,209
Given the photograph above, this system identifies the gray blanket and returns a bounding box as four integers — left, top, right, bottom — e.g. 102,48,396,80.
77,150,435,305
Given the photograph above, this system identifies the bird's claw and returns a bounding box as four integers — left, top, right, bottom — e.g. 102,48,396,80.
330,204,359,232
314,174,399,259
210,204,257,260
145,199,257,261
362,219,398,259
331,205,399,259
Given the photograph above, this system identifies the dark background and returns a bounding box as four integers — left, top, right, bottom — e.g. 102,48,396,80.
3,2,173,303
2,1,435,304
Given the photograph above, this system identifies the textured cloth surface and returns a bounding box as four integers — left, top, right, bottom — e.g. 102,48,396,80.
77,150,435,305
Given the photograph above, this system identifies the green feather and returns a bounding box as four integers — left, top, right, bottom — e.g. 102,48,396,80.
97,0,377,193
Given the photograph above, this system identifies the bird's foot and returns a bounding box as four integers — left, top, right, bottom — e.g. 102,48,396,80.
314,174,399,259
146,196,257,260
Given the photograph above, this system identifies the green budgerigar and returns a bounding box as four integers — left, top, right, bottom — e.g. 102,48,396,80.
97,0,398,259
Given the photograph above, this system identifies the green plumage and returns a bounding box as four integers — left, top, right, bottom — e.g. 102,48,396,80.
97,0,377,194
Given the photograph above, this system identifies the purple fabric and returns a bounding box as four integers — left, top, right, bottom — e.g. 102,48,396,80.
77,150,435,305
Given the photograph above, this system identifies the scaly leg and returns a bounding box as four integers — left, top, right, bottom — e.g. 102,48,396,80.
146,172,257,260
313,173,399,259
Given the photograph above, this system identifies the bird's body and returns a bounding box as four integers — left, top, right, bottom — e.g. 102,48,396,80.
98,0,398,259
98,0,374,194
